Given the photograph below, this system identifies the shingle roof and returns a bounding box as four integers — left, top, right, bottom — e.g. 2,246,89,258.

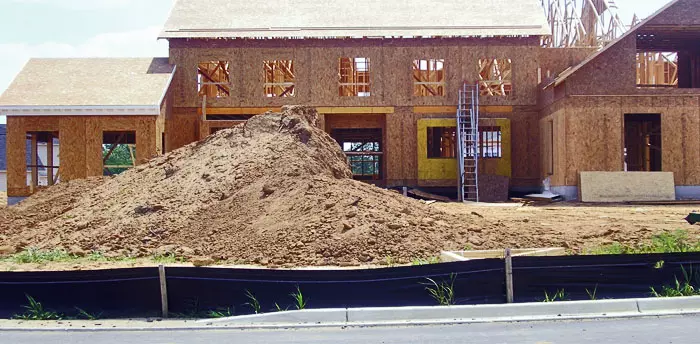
160,0,551,39
0,58,174,107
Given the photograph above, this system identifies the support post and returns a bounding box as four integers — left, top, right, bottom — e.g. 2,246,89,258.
30,133,38,193
402,187,408,197
47,133,54,186
505,248,514,303
158,264,169,318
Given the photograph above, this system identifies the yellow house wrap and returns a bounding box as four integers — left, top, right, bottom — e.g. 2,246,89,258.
417,118,511,182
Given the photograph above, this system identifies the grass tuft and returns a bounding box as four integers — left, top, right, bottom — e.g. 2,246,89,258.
585,230,700,255
13,294,62,320
650,265,700,297
542,289,568,302
422,274,456,306
411,257,440,266
244,289,261,314
290,285,307,310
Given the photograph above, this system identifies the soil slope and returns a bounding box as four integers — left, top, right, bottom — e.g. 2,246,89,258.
0,106,488,266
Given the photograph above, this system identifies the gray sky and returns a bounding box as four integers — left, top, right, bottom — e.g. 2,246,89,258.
0,0,675,124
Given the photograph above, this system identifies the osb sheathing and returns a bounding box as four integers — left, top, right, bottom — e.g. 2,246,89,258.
165,108,198,152
541,95,700,187
538,47,597,80
168,37,541,110
646,0,700,26
6,115,158,197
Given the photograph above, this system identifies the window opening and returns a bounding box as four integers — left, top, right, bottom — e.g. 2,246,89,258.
478,58,512,96
339,57,371,97
103,131,136,176
197,61,230,98
264,60,295,97
413,59,445,96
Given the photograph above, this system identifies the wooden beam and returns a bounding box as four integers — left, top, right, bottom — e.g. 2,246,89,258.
46,133,54,186
30,133,38,193
412,106,513,114
316,107,394,114
197,107,282,115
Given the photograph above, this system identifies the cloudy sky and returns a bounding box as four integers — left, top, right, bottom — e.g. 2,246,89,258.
0,0,675,124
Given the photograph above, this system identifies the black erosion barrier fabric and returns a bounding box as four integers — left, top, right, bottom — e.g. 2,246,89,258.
0,253,698,318
512,252,700,302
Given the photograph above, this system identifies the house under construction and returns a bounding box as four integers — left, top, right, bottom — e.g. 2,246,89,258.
1,0,699,204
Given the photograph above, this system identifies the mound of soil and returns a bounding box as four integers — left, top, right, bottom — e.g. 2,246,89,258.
0,106,491,266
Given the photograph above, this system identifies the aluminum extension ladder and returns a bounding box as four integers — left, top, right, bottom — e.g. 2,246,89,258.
456,82,480,202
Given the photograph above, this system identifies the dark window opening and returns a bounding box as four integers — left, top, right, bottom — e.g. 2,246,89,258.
427,126,502,159
624,114,661,172
636,31,700,89
331,128,382,181
427,127,456,158
103,131,136,176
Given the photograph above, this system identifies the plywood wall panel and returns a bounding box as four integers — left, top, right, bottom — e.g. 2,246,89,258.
6,117,28,196
166,109,198,151
59,117,87,181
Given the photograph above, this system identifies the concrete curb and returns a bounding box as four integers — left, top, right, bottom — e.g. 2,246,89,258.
197,296,700,327
2,297,700,332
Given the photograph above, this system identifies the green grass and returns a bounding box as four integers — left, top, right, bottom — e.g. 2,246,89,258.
4,248,74,264
585,230,700,255
207,307,234,318
422,274,456,306
13,295,63,320
290,286,307,310
650,265,700,297
542,289,568,302
411,257,440,266
0,248,173,265
244,290,261,314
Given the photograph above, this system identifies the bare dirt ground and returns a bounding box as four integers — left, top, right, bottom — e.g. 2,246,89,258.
0,107,697,270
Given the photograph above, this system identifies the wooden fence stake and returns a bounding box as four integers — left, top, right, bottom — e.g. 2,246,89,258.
505,248,514,303
158,264,169,318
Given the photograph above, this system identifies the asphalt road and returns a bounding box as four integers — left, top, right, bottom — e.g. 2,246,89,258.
2,315,699,344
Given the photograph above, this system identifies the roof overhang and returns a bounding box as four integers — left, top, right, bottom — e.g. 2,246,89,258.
0,105,162,117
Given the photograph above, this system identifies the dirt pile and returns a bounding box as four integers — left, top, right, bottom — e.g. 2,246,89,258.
0,106,492,266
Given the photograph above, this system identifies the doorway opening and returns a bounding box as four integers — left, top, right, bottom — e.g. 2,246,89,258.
331,128,383,181
624,114,661,172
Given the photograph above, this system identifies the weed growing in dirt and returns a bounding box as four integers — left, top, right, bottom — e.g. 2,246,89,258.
411,257,440,266
152,253,184,264
385,255,397,267
290,286,307,310
6,248,73,264
13,295,62,320
542,289,568,302
650,265,700,297
244,290,261,314
586,230,700,255
422,274,456,306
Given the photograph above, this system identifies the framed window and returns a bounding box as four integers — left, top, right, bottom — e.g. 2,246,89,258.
197,61,230,98
264,60,295,97
478,58,512,96
427,127,456,158
339,57,371,97
413,59,445,96
427,126,502,159
103,131,137,176
636,52,678,87
479,126,502,158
